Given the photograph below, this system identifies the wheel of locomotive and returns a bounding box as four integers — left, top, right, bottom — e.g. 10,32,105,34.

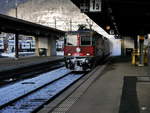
82,63,87,71
91,60,97,69
65,61,68,68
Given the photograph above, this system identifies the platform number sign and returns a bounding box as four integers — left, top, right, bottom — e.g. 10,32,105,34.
90,0,101,12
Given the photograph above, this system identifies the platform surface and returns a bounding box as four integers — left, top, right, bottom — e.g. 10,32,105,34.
51,56,150,113
0,56,64,72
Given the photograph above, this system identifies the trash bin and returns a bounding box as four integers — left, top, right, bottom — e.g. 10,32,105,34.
39,48,47,56
126,48,133,56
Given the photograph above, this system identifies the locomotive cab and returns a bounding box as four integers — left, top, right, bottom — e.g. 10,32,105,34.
64,30,95,71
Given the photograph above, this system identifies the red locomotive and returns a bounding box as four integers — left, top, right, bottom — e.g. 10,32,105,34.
64,26,111,71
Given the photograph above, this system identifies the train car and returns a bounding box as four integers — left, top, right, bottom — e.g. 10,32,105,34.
0,39,4,52
64,28,111,71
20,40,35,52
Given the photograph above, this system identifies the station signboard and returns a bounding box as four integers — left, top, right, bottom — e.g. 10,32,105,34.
79,0,101,13
90,0,101,12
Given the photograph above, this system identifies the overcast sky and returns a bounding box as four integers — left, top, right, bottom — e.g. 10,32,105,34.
0,0,28,14
0,0,111,38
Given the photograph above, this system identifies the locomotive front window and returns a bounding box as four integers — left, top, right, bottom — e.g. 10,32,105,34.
80,35,91,46
66,35,78,46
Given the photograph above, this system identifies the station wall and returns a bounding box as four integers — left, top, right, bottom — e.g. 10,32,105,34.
38,37,48,49
122,37,134,56
109,36,121,56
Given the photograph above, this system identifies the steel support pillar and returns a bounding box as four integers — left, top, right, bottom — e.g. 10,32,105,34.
15,33,19,58
35,35,57,56
35,36,39,56
134,36,138,49
47,35,56,56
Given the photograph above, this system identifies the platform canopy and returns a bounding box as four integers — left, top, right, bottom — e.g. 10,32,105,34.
0,14,65,37
71,0,150,36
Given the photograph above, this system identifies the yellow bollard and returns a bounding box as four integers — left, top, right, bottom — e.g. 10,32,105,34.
132,49,140,65
144,48,148,65
132,53,135,64
132,49,136,65
144,56,148,64
135,49,140,65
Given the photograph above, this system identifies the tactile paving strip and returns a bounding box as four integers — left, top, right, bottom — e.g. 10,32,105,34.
51,64,108,113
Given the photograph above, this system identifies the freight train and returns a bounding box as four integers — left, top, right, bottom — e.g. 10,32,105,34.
64,27,111,71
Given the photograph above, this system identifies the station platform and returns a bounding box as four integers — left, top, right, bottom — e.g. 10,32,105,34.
40,56,150,113
0,56,64,72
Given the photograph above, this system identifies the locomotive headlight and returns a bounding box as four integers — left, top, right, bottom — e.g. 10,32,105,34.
76,47,81,52
86,53,90,56
67,53,71,56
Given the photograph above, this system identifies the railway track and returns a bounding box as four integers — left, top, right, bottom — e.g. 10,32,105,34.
0,67,84,113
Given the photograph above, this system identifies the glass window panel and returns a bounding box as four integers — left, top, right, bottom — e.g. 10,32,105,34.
66,35,78,46
80,35,91,45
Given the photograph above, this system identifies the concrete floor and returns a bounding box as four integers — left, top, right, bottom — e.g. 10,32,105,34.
137,79,150,113
0,56,64,72
58,56,150,113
